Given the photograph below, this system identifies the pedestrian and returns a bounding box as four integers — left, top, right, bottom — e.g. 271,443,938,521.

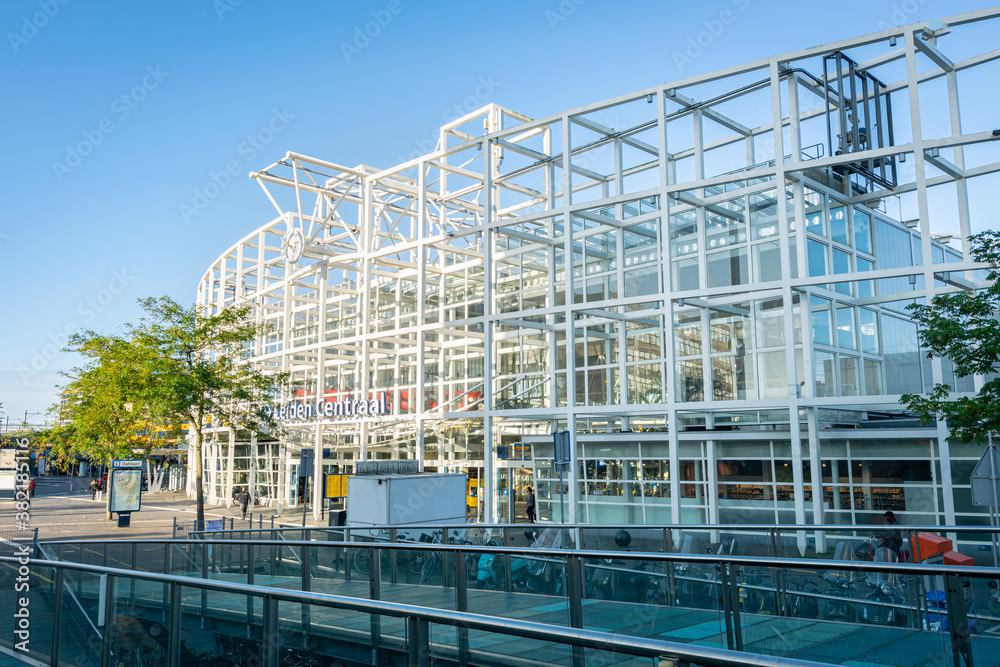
237,487,251,520
877,510,903,555
87,479,99,500
526,486,536,523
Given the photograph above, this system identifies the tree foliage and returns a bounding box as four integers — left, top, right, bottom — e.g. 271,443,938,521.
126,297,285,524
50,297,285,523
901,230,1000,444
47,333,170,468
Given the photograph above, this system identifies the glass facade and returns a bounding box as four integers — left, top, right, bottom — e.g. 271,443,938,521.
193,21,998,533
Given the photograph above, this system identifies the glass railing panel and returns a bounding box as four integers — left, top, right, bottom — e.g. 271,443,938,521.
276,600,306,662
105,542,131,570
267,543,303,589
57,569,104,666
316,543,360,594
954,571,999,666
0,562,56,663
439,623,575,666
775,558,954,666
668,561,727,649
80,543,105,567
177,584,247,664
107,573,169,667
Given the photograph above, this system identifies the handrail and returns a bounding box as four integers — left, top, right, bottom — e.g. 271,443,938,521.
34,537,1000,579
169,521,1000,535
32,541,105,643
2,556,833,667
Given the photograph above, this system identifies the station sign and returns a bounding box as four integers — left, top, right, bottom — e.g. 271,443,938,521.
262,392,390,422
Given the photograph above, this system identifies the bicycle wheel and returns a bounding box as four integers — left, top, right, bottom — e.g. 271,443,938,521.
421,553,439,583
352,549,370,576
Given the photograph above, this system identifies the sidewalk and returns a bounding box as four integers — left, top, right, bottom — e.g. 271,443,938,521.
0,475,332,542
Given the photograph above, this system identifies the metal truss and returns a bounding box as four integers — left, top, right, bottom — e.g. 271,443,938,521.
197,8,1000,524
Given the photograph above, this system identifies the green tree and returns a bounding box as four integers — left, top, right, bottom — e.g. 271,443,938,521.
128,297,284,525
901,230,1000,444
46,332,171,518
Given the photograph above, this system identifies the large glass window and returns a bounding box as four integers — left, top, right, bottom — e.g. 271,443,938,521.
832,249,852,296
864,359,884,395
753,240,782,283
830,206,849,245
856,257,875,299
805,187,826,236
759,350,789,399
836,306,856,350
811,297,832,346
750,190,779,240
840,355,860,396
808,240,828,277
624,265,658,297
677,360,704,402
755,298,785,347
814,351,837,397
672,257,699,291
707,248,749,288
859,309,879,355
882,315,923,394
628,363,662,404
674,310,702,357
853,209,872,254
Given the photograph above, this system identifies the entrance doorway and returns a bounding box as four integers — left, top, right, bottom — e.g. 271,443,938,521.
497,465,534,523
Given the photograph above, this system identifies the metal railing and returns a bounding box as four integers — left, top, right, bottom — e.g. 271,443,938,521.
0,555,840,667
33,536,1000,667
182,521,1000,565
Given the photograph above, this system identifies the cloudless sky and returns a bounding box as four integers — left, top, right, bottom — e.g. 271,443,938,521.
1,0,995,425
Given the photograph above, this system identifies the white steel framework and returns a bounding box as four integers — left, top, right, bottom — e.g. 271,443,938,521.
195,9,1000,539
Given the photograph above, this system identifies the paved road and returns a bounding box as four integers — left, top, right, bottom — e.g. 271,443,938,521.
0,476,332,541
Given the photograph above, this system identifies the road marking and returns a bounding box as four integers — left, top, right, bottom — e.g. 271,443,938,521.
25,497,243,521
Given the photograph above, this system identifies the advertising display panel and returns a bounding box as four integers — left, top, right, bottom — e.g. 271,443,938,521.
109,468,143,513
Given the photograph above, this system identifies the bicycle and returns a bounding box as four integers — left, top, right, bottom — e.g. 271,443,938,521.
785,577,819,619
351,529,414,578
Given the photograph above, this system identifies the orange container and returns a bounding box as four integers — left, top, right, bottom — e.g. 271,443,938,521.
916,532,953,561
943,550,973,567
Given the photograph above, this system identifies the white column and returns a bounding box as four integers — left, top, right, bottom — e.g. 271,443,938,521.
225,429,235,507
313,422,323,521
904,30,956,526
276,440,286,517
249,432,258,506
807,408,826,552
568,413,578,524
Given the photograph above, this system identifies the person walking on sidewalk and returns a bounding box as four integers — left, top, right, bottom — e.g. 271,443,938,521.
88,479,99,500
526,487,536,523
237,487,251,520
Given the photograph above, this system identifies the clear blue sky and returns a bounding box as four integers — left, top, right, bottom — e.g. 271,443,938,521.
0,0,995,425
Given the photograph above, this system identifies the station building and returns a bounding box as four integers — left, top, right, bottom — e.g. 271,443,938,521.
191,10,1000,537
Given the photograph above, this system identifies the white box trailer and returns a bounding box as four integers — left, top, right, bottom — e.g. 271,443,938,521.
346,473,466,528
